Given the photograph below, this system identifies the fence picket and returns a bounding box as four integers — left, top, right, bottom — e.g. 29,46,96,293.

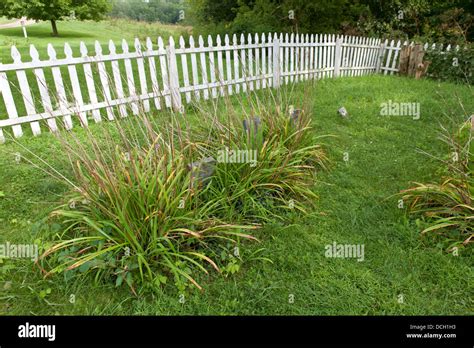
352,36,359,76
232,34,240,94
304,34,309,80
198,35,210,100
121,40,139,115
95,41,114,120
216,35,225,96
11,46,41,135
260,33,266,89
247,33,254,91
351,36,357,75
48,44,73,130
361,37,369,75
254,33,260,90
309,34,314,79
225,34,233,95
269,33,275,86
316,34,321,79
360,37,368,75
108,41,126,119
240,34,247,93
272,34,280,88
167,37,182,111
355,37,363,76
347,36,354,76
322,34,328,79
179,36,191,103
189,36,201,100
208,35,218,98
376,39,387,74
327,34,332,78
383,40,394,75
284,33,289,84
389,40,401,75
134,38,150,112
146,37,161,110
0,66,23,138
369,37,376,73
64,43,88,125
30,44,57,132
371,38,380,73
329,34,335,77
299,34,305,81
158,37,171,107
289,33,295,83
80,42,102,121
368,37,374,74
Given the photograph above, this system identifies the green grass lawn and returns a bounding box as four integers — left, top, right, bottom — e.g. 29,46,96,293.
0,75,473,315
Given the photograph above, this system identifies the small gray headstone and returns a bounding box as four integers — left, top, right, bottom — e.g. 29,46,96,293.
243,117,261,135
289,105,302,124
188,156,216,185
338,106,348,118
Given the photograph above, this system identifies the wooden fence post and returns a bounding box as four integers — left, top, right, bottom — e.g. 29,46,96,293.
166,37,182,112
334,36,342,77
375,41,386,73
272,38,281,88
408,44,424,77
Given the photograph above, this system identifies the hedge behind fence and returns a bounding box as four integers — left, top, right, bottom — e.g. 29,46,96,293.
426,44,473,85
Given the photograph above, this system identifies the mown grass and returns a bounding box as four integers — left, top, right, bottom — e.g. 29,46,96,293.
0,75,473,315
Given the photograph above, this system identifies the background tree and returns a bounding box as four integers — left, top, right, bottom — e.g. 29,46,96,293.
109,0,186,24
0,0,111,36
186,0,473,43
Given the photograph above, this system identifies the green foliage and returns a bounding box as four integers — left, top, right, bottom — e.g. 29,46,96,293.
0,0,111,35
401,117,473,253
188,0,367,37
109,0,185,24
187,0,473,43
425,44,474,85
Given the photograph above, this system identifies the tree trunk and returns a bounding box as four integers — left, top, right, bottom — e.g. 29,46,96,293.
50,19,59,36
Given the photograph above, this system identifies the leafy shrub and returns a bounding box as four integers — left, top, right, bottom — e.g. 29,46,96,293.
401,117,473,253
425,44,474,84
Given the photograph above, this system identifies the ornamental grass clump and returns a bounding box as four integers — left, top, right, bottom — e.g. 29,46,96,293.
35,85,328,292
401,116,473,253
37,117,258,293
193,102,328,222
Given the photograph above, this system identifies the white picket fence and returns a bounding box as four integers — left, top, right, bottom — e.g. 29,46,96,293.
0,33,457,143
